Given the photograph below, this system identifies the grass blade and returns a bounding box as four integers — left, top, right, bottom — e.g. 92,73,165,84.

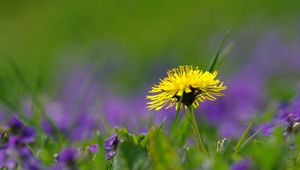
234,122,253,153
207,31,230,73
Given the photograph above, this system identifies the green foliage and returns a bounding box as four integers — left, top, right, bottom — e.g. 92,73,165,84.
112,142,151,170
96,132,107,168
115,128,149,149
149,128,183,170
233,122,253,153
182,146,204,169
245,127,287,170
171,114,191,147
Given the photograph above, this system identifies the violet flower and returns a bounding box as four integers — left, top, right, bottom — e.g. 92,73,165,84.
231,158,253,170
89,144,98,154
259,88,300,136
7,116,36,144
104,134,119,159
16,146,42,170
56,148,79,170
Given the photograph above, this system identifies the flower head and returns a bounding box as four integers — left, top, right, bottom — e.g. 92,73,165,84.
147,66,226,110
88,144,98,154
104,134,119,159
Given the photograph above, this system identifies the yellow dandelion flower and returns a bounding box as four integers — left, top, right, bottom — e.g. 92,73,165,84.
146,66,227,110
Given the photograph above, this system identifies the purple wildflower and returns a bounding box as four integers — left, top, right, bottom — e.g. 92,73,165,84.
260,122,274,136
6,116,36,144
104,134,119,159
0,150,17,169
19,126,36,144
16,146,42,170
89,144,98,154
231,158,252,170
40,120,54,137
259,88,300,136
56,148,79,170
8,116,24,133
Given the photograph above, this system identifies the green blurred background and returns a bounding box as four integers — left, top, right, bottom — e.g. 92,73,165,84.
0,0,299,92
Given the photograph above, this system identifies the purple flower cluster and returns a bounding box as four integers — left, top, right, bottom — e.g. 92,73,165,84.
23,63,169,141
0,116,41,169
260,88,300,136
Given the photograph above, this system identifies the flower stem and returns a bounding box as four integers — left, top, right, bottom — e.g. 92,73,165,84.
171,95,183,133
187,106,207,154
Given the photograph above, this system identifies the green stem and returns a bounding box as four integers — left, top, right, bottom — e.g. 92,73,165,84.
233,122,253,153
187,106,207,154
171,95,183,133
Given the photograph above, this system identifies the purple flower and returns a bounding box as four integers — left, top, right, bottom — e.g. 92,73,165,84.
57,148,78,163
19,126,36,143
231,158,252,170
15,146,42,170
0,149,17,169
260,122,274,136
40,120,55,137
276,95,300,135
8,116,24,133
89,144,98,154
259,88,300,136
56,148,79,170
104,134,119,159
7,116,36,144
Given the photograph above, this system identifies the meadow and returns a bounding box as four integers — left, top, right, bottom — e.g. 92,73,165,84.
0,1,300,169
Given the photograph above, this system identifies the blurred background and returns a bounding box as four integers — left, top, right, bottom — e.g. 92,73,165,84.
0,0,300,138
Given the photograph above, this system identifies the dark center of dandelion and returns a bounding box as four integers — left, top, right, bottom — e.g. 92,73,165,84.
174,87,202,106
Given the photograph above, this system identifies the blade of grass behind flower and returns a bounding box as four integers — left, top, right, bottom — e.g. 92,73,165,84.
233,122,253,153
240,127,262,149
207,31,230,73
159,116,167,129
215,41,235,71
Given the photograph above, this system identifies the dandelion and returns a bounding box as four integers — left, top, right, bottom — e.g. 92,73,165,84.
147,65,226,153
146,66,226,110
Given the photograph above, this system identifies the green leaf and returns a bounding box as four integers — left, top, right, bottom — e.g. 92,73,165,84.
207,31,230,73
112,142,151,170
115,128,149,149
245,128,288,170
234,122,253,153
183,146,204,169
172,114,190,147
96,131,106,169
149,128,183,170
